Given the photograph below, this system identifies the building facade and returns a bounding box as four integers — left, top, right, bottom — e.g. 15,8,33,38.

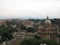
37,16,60,42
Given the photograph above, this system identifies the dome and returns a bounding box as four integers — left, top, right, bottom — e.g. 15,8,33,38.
44,19,51,24
44,16,52,25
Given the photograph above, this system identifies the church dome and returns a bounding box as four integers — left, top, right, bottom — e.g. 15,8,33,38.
44,19,51,24
44,16,52,25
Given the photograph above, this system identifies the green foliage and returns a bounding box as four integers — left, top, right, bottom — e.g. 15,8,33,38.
56,34,60,37
20,38,40,45
34,35,41,39
40,40,59,45
0,24,18,43
26,27,34,32
20,38,60,45
20,25,26,30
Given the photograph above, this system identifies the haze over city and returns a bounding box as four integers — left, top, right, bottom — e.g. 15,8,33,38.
1,0,60,45
0,0,60,19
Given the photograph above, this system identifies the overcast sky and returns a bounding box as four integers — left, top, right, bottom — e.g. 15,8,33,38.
0,0,60,19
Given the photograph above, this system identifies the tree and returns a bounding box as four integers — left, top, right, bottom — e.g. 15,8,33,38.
2,32,13,40
34,35,41,39
20,25,26,30
0,25,18,43
56,34,60,37
20,38,40,45
26,27,34,32
20,38,60,45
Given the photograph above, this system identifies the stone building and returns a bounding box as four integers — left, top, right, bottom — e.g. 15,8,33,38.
0,20,7,26
37,16,60,42
21,19,34,28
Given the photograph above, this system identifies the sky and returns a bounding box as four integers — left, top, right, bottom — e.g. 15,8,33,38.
0,0,60,19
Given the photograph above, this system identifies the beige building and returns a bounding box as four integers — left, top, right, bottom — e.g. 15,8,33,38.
21,19,34,28
0,20,6,25
37,16,60,42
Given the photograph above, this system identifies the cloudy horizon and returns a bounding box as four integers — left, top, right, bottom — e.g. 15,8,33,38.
0,0,60,19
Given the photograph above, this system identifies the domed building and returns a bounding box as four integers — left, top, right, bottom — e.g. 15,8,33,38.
37,16,60,42
44,16,52,27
